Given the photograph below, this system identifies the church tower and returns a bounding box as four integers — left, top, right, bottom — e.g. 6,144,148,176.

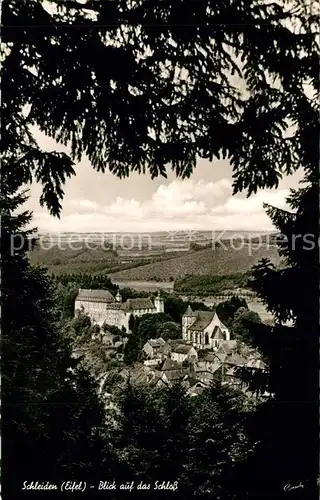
116,290,122,303
182,305,196,341
154,290,164,313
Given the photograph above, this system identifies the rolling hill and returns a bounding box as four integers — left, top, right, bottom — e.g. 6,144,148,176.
108,243,281,282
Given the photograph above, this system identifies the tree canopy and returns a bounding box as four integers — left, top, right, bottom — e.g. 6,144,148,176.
2,1,319,498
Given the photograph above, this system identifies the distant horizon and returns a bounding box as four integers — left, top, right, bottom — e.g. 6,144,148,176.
37,229,276,235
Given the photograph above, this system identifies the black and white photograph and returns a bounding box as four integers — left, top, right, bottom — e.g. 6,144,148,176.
1,1,319,499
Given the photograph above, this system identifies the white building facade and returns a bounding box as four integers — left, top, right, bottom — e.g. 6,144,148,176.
182,306,230,350
74,289,164,331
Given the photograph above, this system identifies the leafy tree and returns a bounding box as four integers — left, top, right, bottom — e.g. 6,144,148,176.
124,313,173,364
216,296,249,326
113,381,255,499
55,272,118,294
184,386,256,498
189,301,212,313
119,287,149,300
236,170,319,493
128,313,135,332
156,321,181,340
174,272,251,295
103,324,126,337
164,296,187,323
54,280,79,319
231,307,261,344
1,193,113,499
164,295,211,323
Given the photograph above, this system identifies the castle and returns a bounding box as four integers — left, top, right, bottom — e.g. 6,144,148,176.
182,306,230,350
74,289,164,331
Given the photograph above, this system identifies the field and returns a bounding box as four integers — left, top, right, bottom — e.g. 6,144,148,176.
28,232,281,284
28,245,119,274
108,244,281,282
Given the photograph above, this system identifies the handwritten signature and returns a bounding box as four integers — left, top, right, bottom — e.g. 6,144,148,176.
283,482,304,492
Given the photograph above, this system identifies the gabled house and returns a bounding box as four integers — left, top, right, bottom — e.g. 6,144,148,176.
195,352,224,385
142,337,170,359
159,357,181,372
216,340,238,355
187,380,209,397
170,344,198,364
158,369,189,387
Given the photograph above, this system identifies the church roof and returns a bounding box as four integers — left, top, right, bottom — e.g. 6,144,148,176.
123,298,155,311
187,311,215,331
211,325,225,339
76,289,115,302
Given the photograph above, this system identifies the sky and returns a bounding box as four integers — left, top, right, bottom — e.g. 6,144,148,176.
24,127,303,234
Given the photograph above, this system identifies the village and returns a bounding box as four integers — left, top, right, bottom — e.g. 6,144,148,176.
74,288,268,399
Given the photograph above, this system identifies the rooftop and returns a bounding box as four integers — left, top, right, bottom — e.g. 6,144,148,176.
160,358,181,371
76,289,115,302
147,338,166,348
188,311,215,331
105,302,123,310
123,298,155,311
183,305,196,316
163,369,189,381
172,344,195,355
217,340,238,354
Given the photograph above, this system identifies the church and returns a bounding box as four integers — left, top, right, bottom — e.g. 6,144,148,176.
182,306,230,350
75,289,164,331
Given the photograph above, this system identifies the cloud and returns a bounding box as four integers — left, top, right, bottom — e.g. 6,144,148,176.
30,178,291,233
70,199,99,210
211,189,290,215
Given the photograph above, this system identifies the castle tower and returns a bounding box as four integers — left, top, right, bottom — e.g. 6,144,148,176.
182,305,196,341
154,290,164,313
116,290,122,303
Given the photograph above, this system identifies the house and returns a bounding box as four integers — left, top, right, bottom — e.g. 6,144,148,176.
74,289,164,331
142,338,169,359
158,369,189,387
118,364,162,388
182,307,230,350
156,357,190,387
170,344,198,364
246,358,267,370
187,380,209,397
159,357,181,371
197,351,222,370
143,358,162,368
195,352,224,384
216,340,238,355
